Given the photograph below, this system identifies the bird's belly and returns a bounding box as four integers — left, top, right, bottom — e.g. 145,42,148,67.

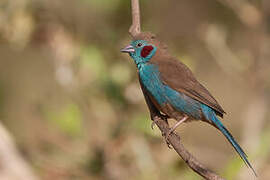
139,64,202,119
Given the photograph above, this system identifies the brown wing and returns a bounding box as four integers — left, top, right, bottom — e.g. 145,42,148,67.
151,54,226,118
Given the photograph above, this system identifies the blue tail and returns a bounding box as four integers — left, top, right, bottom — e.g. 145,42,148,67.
201,104,257,176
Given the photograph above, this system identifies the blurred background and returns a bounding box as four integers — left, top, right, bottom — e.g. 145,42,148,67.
0,0,269,179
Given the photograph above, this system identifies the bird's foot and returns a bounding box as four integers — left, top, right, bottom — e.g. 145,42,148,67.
166,139,172,149
163,115,189,148
162,131,173,149
165,128,175,145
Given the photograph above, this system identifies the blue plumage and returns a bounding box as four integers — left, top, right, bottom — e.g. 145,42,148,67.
121,33,256,176
139,64,201,119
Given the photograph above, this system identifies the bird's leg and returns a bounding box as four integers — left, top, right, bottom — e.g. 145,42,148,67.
169,115,188,134
165,115,189,141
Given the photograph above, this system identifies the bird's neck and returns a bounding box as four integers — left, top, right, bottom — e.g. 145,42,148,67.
136,61,147,71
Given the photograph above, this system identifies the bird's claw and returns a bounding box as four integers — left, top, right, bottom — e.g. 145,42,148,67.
166,128,175,138
151,114,172,148
162,130,173,149
166,140,172,149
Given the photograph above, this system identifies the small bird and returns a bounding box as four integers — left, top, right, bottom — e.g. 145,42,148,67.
121,32,256,176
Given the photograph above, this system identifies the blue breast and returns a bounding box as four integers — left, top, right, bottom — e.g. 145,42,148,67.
139,63,202,119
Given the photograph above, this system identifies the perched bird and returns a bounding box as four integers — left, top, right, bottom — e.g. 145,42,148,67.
121,32,256,175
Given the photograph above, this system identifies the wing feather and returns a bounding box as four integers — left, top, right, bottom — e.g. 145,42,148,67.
151,55,225,117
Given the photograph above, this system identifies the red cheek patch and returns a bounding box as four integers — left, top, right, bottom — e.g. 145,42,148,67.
141,45,154,58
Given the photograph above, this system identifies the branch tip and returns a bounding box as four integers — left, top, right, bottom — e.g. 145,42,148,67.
129,0,141,37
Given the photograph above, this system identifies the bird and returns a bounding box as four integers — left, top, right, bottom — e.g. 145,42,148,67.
121,32,256,176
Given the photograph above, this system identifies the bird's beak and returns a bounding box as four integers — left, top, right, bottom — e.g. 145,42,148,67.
121,45,135,53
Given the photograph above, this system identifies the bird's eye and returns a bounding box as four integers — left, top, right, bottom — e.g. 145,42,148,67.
137,43,142,47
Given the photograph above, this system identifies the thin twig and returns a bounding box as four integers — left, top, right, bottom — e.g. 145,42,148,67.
129,0,141,37
129,0,225,179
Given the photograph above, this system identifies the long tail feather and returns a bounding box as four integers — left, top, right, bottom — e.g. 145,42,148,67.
201,105,257,177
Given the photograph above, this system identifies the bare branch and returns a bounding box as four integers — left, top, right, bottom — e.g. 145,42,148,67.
129,0,141,36
153,116,225,180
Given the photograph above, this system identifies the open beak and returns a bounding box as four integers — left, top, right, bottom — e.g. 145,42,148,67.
121,45,135,53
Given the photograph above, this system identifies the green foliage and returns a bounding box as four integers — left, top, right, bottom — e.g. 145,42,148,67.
46,103,82,137
223,157,244,179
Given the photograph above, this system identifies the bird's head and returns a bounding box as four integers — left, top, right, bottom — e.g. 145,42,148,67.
121,32,164,65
